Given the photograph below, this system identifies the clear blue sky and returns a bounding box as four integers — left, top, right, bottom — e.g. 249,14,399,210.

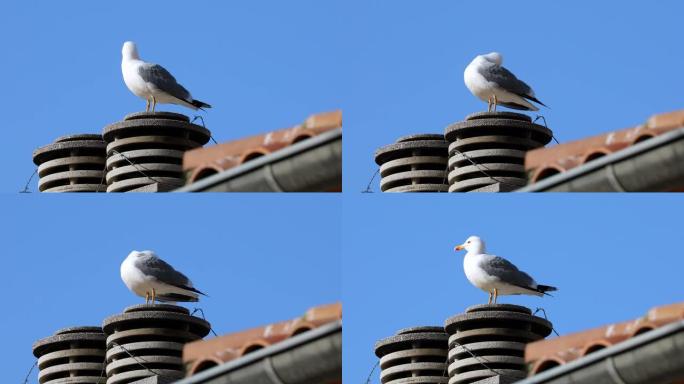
0,1,348,193
343,1,684,192
2,195,340,383
342,195,683,383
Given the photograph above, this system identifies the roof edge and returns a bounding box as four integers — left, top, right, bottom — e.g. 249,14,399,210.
518,127,684,191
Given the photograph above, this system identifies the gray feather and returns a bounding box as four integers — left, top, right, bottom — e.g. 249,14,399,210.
136,254,192,289
479,255,536,289
138,63,192,102
155,293,199,302
480,64,534,98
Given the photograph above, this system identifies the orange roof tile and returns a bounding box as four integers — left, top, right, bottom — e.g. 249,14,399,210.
182,302,342,376
183,111,342,184
525,110,684,184
525,302,684,375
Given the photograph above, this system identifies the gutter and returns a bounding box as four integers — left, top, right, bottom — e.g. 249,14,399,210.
518,127,684,191
174,320,342,384
176,128,342,192
517,320,684,384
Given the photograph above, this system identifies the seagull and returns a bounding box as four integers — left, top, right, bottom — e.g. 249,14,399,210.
454,236,556,304
120,250,207,304
121,41,211,113
464,52,547,112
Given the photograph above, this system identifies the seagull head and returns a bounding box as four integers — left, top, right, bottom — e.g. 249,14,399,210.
480,52,503,66
127,250,153,259
122,41,140,60
454,236,485,254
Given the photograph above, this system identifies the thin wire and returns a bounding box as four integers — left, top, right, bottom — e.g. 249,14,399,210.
534,307,560,336
20,169,38,193
450,148,522,188
363,361,379,384
191,115,217,144
109,341,162,376
450,340,505,376
534,115,560,145
96,161,108,193
98,350,107,380
109,149,164,184
191,308,218,336
22,361,37,384
362,169,379,193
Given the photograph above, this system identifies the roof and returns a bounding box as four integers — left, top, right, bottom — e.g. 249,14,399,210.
517,320,684,384
522,110,684,191
182,110,342,185
182,303,342,376
176,127,341,192
175,320,341,384
525,302,684,375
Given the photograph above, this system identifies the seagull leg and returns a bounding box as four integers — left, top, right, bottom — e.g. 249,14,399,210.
487,96,492,112
493,288,498,304
145,292,149,304
151,96,157,113
487,291,493,305
145,98,150,113
493,95,498,112
151,288,156,304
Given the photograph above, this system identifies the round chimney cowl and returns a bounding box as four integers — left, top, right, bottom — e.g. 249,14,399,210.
102,112,211,192
444,304,553,384
102,304,211,384
374,326,449,384
374,134,449,192
32,326,106,384
444,112,552,192
32,134,107,192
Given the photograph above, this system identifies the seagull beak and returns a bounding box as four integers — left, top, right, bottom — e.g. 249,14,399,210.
454,245,464,251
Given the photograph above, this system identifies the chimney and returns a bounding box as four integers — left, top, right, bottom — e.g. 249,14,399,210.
32,134,107,192
32,326,106,383
101,304,211,383
374,326,449,384
374,134,449,192
444,112,552,192
444,304,553,384
102,112,211,192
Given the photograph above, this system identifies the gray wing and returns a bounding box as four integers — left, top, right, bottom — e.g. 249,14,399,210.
480,65,534,98
137,255,193,289
138,63,192,102
480,255,535,289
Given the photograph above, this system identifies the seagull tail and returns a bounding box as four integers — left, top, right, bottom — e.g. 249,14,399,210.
537,284,557,297
182,285,209,297
499,101,538,111
526,95,549,109
191,99,212,110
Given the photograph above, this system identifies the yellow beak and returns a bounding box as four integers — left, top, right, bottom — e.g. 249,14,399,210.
454,245,464,251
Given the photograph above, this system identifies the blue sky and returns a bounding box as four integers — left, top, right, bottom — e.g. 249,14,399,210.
0,1,347,193
343,1,684,192
342,195,684,383
1,195,340,383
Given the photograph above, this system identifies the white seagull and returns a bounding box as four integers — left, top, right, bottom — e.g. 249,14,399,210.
120,250,207,304
121,41,211,113
464,52,547,112
454,236,556,304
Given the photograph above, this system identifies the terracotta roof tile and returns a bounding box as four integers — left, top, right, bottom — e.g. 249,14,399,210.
525,110,684,184
525,302,684,375
183,111,342,184
182,302,342,376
